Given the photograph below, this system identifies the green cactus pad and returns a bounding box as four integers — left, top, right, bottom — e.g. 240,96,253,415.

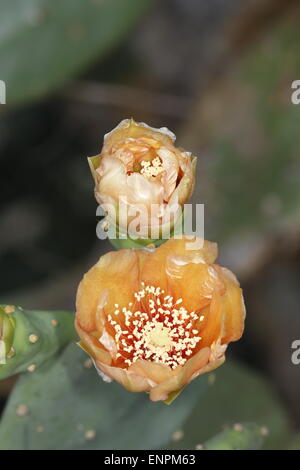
0,305,76,380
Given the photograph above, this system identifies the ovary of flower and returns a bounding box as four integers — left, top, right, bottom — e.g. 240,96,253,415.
104,284,202,369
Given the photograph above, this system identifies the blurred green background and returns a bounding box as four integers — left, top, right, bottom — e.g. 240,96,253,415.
0,0,300,450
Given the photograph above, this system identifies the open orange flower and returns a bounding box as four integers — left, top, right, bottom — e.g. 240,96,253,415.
88,119,196,237
75,237,245,402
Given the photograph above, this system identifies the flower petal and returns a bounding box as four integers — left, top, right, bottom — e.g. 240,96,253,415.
200,291,224,348
95,359,156,393
191,355,226,380
156,146,179,200
76,250,139,332
149,347,210,402
103,119,176,151
169,156,197,206
126,173,164,206
129,359,179,384
165,257,226,312
75,320,112,365
141,237,218,292
95,156,127,205
220,267,246,343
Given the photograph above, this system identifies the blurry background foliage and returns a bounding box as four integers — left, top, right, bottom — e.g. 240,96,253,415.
0,0,300,450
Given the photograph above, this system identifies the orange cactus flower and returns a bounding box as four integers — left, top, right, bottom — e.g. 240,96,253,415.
88,119,196,237
75,237,245,402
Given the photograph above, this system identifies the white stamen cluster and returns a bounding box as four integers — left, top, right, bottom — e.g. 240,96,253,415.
105,283,204,369
140,157,164,179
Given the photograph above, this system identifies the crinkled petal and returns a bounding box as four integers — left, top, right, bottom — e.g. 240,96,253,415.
75,320,112,365
191,355,226,381
149,347,210,402
156,146,179,201
126,173,164,206
76,250,139,332
165,257,226,313
129,359,179,384
141,237,218,292
95,359,156,393
169,156,197,207
96,156,127,206
220,267,246,343
200,291,224,348
103,119,176,151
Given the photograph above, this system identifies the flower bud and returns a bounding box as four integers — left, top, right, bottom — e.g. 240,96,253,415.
0,306,16,364
75,237,246,402
88,119,196,241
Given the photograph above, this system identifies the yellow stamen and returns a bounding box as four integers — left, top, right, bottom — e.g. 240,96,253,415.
104,283,203,370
